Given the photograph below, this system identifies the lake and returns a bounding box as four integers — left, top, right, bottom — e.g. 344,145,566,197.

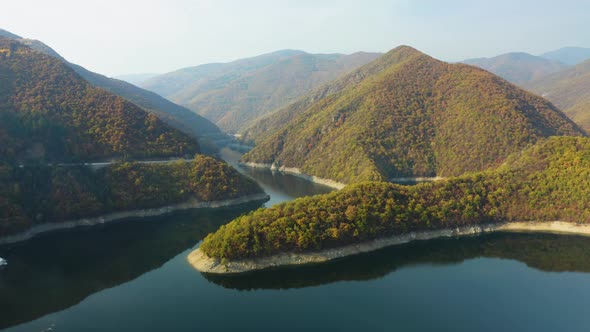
1,148,590,331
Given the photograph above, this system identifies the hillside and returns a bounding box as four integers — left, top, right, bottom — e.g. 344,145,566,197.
0,37,199,162
526,59,590,132
541,47,590,66
0,35,267,239
0,28,221,141
463,52,567,85
241,46,584,184
200,136,590,261
0,156,264,236
141,50,381,132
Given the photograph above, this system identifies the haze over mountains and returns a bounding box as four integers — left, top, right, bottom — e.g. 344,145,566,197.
0,28,221,143
462,47,590,85
540,47,590,66
241,46,584,184
460,46,590,133
526,59,590,132
141,50,381,133
463,53,567,85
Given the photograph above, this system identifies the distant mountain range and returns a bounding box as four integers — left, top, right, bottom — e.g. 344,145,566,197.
463,52,567,85
525,59,590,133
141,50,381,133
462,47,590,133
241,46,584,184
0,28,221,142
463,47,590,85
540,47,590,66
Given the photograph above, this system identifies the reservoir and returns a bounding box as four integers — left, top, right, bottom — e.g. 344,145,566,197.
1,148,590,331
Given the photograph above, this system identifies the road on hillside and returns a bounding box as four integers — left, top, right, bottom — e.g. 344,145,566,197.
18,159,194,170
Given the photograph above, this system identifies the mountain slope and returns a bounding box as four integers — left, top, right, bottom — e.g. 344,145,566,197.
0,37,199,162
69,64,222,139
463,52,567,85
241,47,447,146
541,47,590,66
241,46,584,184
0,29,221,141
142,50,381,132
525,59,590,132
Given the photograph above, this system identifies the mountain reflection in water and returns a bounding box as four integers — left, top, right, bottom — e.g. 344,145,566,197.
204,232,590,290
2,148,589,332
0,203,261,330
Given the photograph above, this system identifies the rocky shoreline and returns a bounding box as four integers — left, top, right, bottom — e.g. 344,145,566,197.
241,162,346,189
0,193,270,245
188,221,590,274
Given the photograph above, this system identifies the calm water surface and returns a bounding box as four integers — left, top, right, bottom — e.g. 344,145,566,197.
1,148,590,331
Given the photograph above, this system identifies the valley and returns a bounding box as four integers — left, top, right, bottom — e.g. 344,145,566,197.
1,3,590,329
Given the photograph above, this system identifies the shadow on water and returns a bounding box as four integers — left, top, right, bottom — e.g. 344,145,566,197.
0,202,263,330
204,232,590,290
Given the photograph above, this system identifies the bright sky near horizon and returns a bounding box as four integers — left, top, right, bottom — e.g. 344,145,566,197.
1,0,588,76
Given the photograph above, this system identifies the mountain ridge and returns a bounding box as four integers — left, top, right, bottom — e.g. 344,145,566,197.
463,52,568,85
541,47,590,66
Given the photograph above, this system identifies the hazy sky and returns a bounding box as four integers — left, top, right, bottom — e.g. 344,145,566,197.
1,0,588,76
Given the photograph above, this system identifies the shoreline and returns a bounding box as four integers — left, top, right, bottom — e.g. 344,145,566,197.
0,193,270,246
188,221,590,274
240,162,445,188
391,176,445,183
240,162,346,190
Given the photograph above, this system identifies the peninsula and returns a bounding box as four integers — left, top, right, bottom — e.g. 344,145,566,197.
190,136,590,274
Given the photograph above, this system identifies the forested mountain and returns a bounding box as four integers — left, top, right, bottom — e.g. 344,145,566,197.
0,35,266,237
540,47,590,66
0,156,264,236
525,59,590,133
0,37,199,162
141,50,381,132
0,28,221,141
241,46,584,184
463,52,567,85
201,136,590,261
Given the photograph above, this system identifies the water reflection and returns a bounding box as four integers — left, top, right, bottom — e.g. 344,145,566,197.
0,148,334,330
204,232,590,290
218,147,333,206
0,203,261,330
